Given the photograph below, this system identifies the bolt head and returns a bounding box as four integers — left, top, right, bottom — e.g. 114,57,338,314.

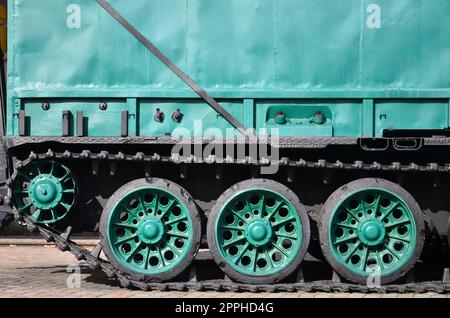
154,110,165,122
171,109,183,123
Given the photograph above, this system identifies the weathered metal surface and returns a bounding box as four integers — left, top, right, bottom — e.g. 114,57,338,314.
6,0,450,138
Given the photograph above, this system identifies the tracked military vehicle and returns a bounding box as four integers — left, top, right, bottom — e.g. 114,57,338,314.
1,0,450,292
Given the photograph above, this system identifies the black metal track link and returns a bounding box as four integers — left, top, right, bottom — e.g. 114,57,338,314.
4,149,450,294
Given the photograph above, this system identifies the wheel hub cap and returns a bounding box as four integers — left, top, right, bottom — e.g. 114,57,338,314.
138,217,164,244
28,175,62,209
245,220,272,247
358,219,385,246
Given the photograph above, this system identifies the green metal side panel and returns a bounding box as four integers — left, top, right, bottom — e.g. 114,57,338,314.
22,100,128,137
139,100,243,137
255,101,362,137
7,0,450,138
374,100,449,137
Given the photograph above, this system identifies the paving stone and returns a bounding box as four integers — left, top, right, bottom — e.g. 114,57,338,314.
0,246,443,298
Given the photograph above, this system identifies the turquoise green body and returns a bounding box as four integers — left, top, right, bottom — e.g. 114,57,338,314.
7,0,450,138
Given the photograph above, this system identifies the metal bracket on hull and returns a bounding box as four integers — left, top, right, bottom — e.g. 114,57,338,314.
96,0,254,142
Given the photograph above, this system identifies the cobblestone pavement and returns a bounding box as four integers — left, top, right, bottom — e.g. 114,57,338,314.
0,246,448,298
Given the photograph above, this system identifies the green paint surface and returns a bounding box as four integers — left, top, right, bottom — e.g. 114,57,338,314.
7,0,450,137
214,188,303,276
329,188,417,277
107,186,194,275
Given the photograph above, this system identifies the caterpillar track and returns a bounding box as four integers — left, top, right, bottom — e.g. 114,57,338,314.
4,148,450,294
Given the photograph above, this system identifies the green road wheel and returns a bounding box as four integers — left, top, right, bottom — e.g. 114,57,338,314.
100,178,201,282
13,161,77,224
319,178,425,285
207,179,310,284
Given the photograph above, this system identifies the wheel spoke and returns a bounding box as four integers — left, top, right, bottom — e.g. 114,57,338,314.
122,208,139,220
144,247,151,270
114,222,137,229
137,194,147,212
334,222,358,230
13,190,28,195
222,236,246,249
156,246,166,266
166,231,189,239
222,225,245,231
334,235,358,245
264,250,274,269
360,197,368,216
385,219,410,228
60,202,71,211
165,241,180,257
152,193,160,211
19,202,33,212
345,207,361,223
50,161,56,175
256,193,265,216
388,234,410,243
59,172,71,183
115,235,138,246
345,242,361,262
275,232,297,240
125,243,142,262
159,199,176,219
165,216,188,226
373,194,381,214
265,200,283,220
384,243,401,260
375,251,384,270
381,202,400,221
230,210,247,223
50,208,57,221
271,242,289,258
32,162,42,175
30,209,42,222
252,250,259,272
233,242,249,265
361,246,369,271
271,216,295,228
